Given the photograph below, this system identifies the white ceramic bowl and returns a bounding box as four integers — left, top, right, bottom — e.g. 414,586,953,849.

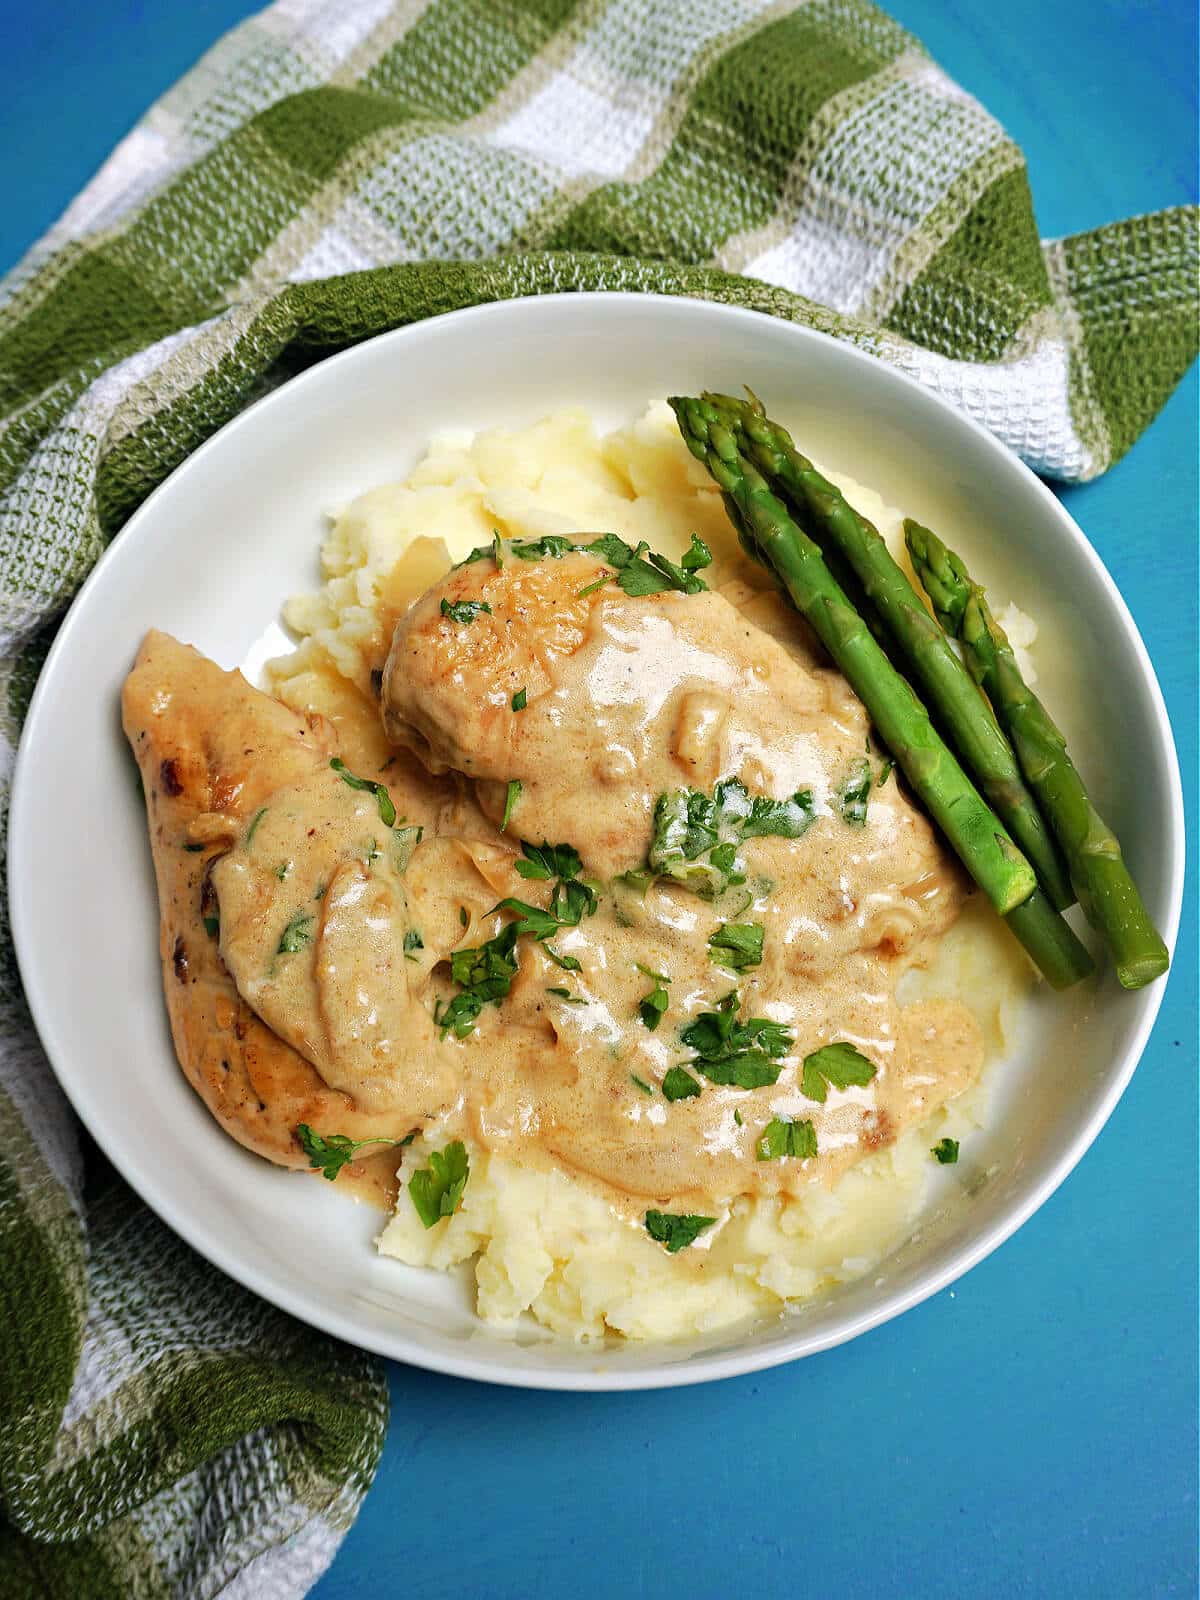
9,294,1183,1390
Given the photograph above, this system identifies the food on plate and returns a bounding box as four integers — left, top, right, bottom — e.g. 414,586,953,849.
122,631,435,1178
696,393,1076,914
904,518,1170,989
125,395,1155,1341
671,395,1095,991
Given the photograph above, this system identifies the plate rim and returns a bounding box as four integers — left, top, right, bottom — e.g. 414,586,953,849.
8,291,1186,1391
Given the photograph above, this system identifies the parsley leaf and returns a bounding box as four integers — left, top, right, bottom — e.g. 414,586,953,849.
438,924,519,1038
583,532,712,598
408,1140,470,1227
838,757,872,827
296,1122,409,1181
741,789,817,840
435,990,484,1038
644,1210,716,1253
680,991,793,1090
403,929,423,961
931,1137,959,1165
546,945,582,972
545,986,585,1004
800,1041,877,1103
512,687,527,712
246,806,269,845
456,543,494,568
648,776,815,898
756,1116,818,1161
877,757,895,788
449,924,519,1000
707,921,764,972
637,975,670,1030
441,598,492,624
510,535,576,560
488,899,561,941
515,840,583,882
501,779,521,832
441,851,596,1037
203,914,220,939
630,1074,654,1096
662,1065,703,1101
331,758,396,827
277,911,313,955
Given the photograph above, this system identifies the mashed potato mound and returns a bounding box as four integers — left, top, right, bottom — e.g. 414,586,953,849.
270,403,1035,1344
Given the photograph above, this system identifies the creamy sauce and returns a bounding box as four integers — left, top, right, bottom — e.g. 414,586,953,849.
208,547,984,1221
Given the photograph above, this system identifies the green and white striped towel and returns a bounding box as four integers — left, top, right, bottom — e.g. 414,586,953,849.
0,1,1194,1595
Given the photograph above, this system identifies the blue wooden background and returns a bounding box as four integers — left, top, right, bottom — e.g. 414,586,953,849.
2,3,1194,1595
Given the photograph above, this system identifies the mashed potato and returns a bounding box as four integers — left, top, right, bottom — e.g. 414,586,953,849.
269,403,1035,1343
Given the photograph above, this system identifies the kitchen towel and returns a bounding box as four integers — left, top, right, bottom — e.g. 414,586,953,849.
0,2,1195,1596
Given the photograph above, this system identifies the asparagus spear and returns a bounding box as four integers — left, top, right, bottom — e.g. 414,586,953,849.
704,391,1074,912
669,397,1037,923
906,518,1168,989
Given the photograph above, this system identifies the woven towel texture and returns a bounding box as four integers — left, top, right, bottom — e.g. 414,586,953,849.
0,2,1195,1597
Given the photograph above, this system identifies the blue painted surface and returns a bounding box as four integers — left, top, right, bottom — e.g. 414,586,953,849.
2,3,1194,1595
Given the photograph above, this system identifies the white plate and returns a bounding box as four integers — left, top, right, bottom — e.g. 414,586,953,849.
9,295,1183,1390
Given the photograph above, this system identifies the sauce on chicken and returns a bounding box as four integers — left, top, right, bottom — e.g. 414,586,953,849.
126,538,984,1221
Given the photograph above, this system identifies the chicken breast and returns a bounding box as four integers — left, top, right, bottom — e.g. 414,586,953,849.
122,630,437,1167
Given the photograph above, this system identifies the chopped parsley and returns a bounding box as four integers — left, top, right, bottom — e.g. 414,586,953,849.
490,880,596,938
576,573,614,599
409,1140,470,1228
649,776,815,898
644,1210,716,1253
756,1116,818,1162
546,945,582,972
877,757,895,788
680,992,793,1090
510,534,576,560
295,1123,409,1181
512,687,527,712
440,597,492,624
504,530,712,596
545,986,585,1004
630,1074,654,1096
438,923,519,1038
707,921,764,973
501,779,521,832
203,914,220,939
439,850,596,1037
492,530,503,567
636,964,670,1030
331,758,396,827
838,757,873,827
515,840,583,882
733,1108,743,1127
275,861,292,882
800,1041,877,1103
931,1137,960,1165
403,929,424,961
277,911,314,956
584,532,712,597
246,806,269,844
662,1066,703,1101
